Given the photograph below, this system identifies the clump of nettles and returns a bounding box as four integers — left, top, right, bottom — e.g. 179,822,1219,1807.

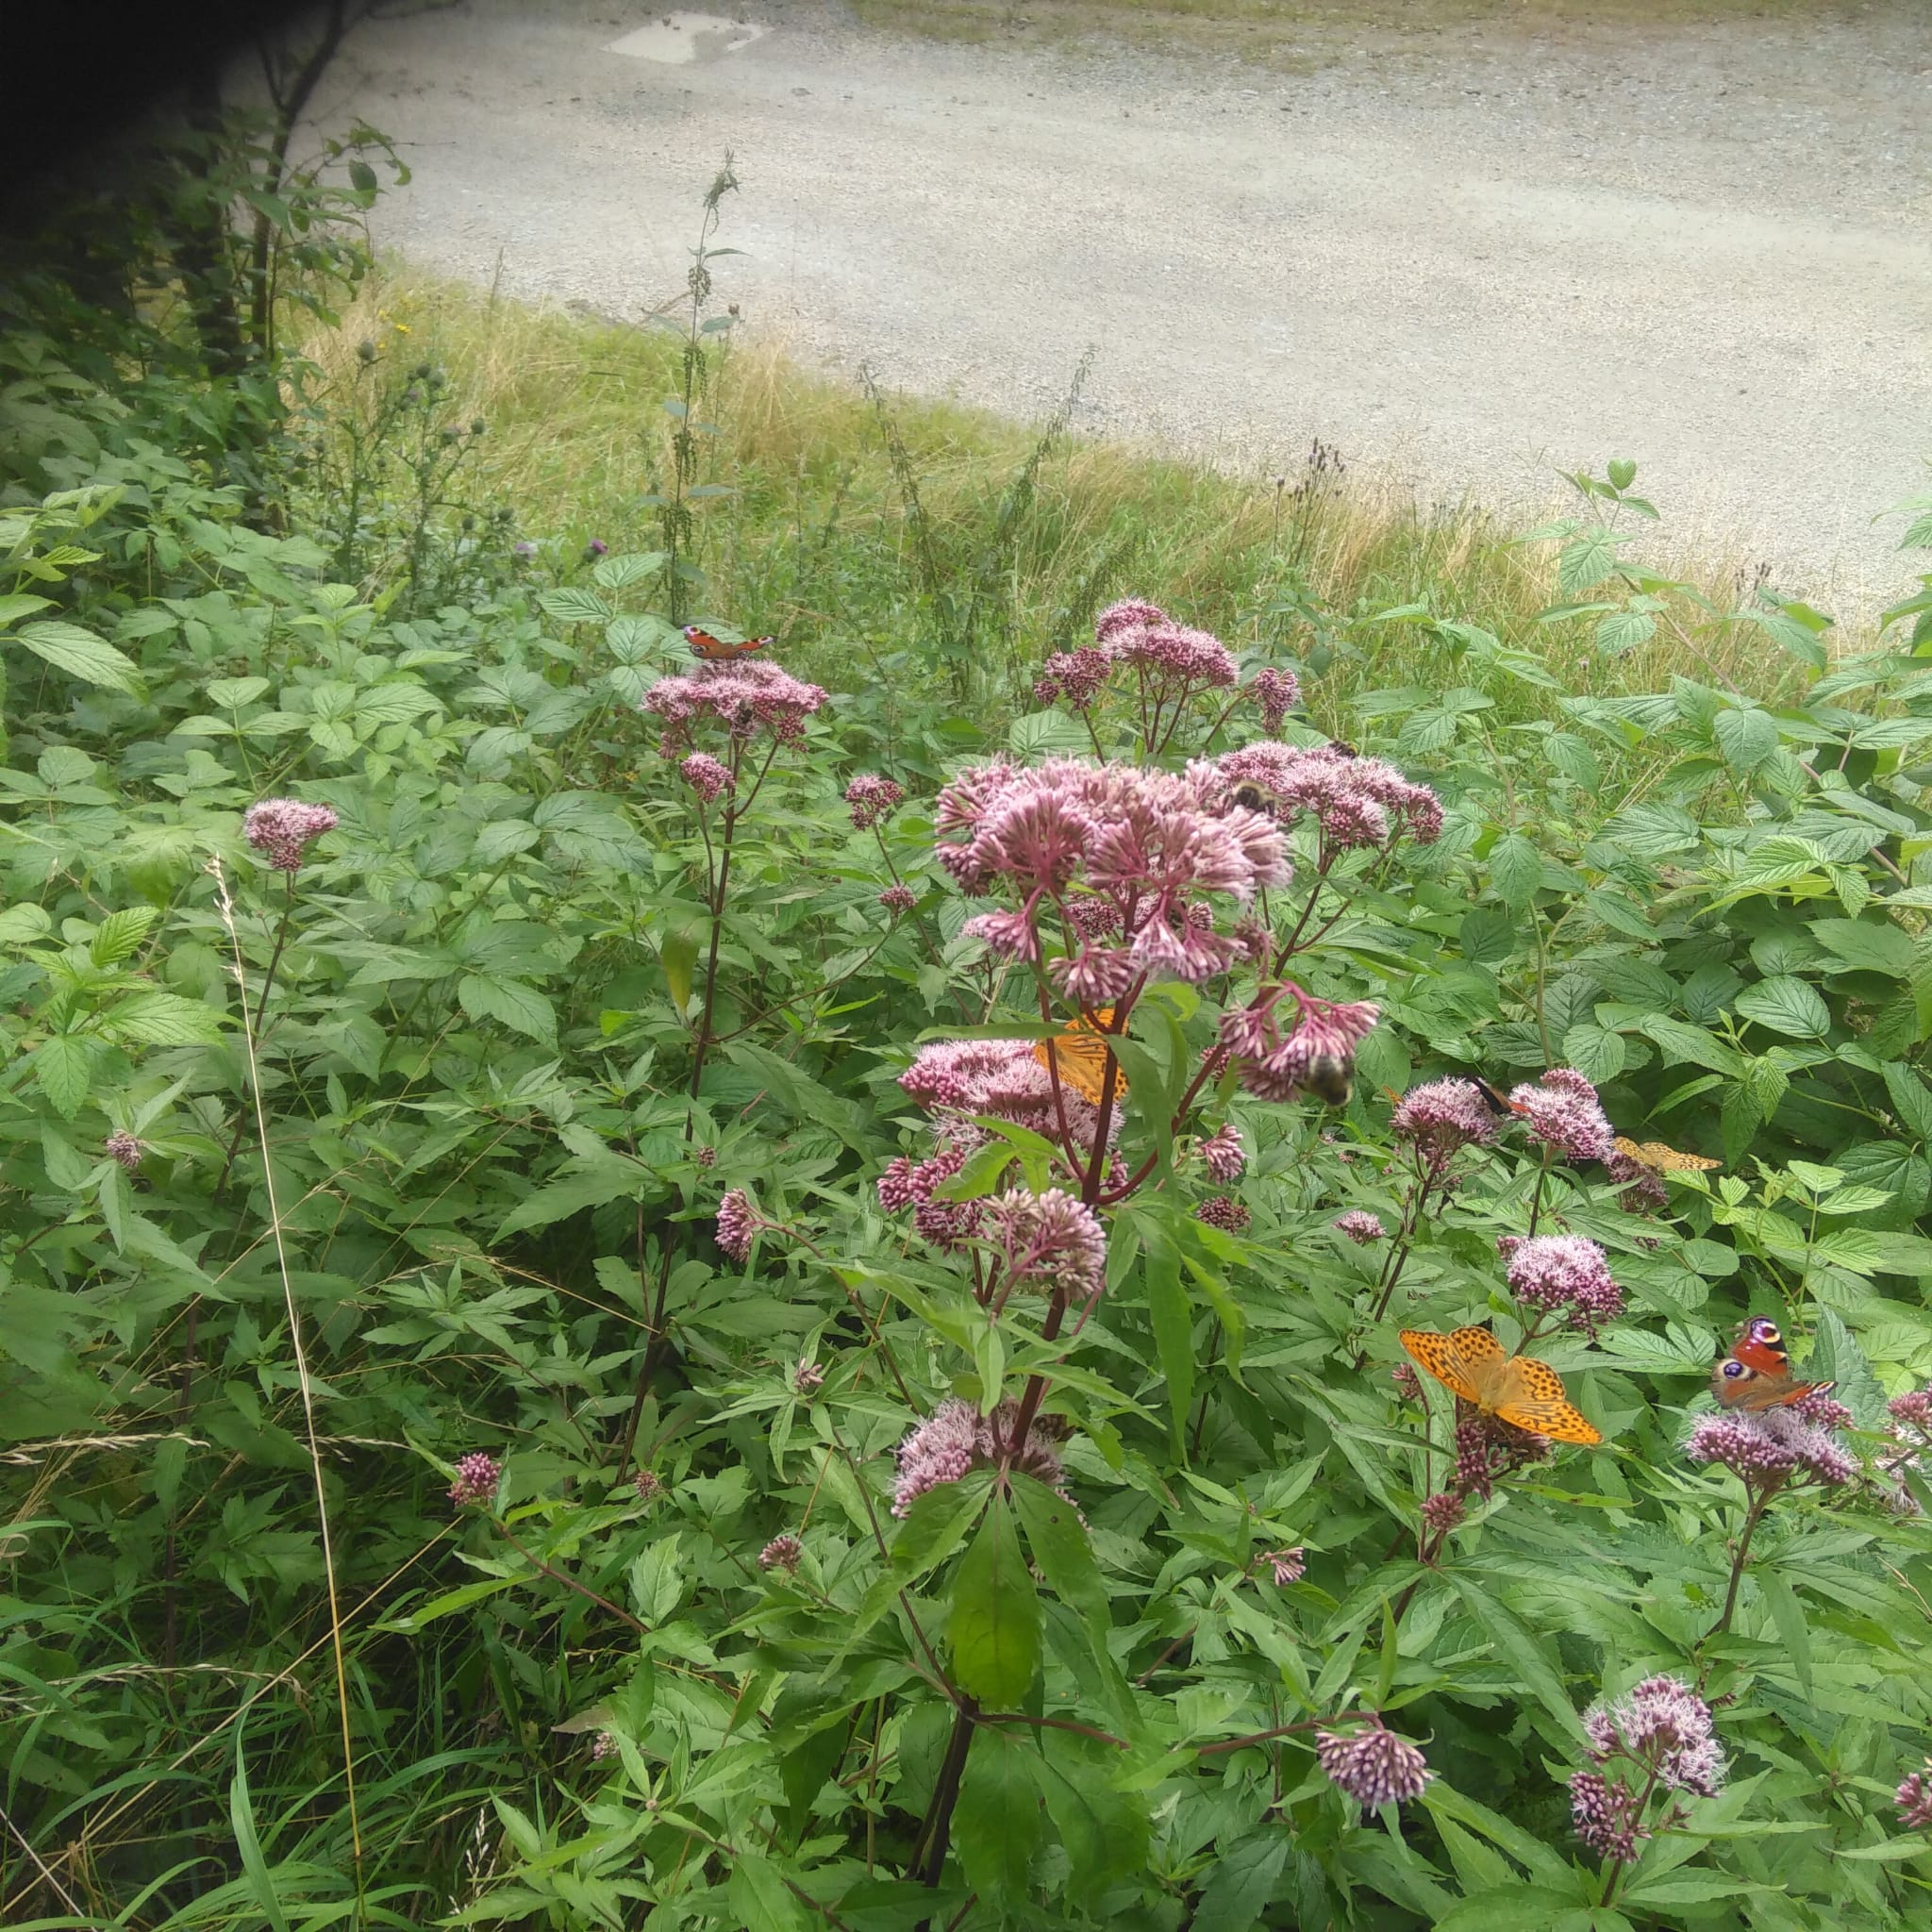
1571,1675,1725,1862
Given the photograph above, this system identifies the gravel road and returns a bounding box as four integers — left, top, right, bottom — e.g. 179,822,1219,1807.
322,0,1932,627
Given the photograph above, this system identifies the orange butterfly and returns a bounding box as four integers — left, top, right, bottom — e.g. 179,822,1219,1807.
1033,1007,1119,1106
1612,1135,1722,1178
684,625,774,662
1399,1326,1603,1445
1711,1316,1834,1412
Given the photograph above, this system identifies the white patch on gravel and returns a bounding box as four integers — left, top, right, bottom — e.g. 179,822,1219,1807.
608,13,769,64
319,0,1932,630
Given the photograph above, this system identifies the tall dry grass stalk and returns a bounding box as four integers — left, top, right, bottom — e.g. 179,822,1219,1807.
208,856,363,1888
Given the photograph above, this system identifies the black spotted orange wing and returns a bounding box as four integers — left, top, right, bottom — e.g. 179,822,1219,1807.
1613,1135,1722,1176
1034,1008,1118,1106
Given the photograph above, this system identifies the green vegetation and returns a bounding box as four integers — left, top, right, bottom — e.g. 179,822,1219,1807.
849,0,1869,66
3,97,1931,1932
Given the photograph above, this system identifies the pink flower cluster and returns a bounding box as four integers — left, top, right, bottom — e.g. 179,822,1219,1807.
845,774,905,829
1499,1234,1624,1335
1314,1724,1433,1807
935,756,1288,988
1570,1674,1727,1861
891,1398,1071,1516
1198,1123,1245,1181
1508,1068,1615,1163
243,797,339,872
1197,1194,1250,1233
1245,667,1302,734
1333,1208,1387,1244
641,658,828,752
879,883,918,915
1455,1412,1551,1502
447,1452,501,1507
1034,646,1111,709
1897,1760,1932,1832
1421,1491,1465,1535
1261,1546,1306,1586
1211,741,1443,852
715,1189,760,1262
983,1187,1108,1303
679,752,733,802
1391,1078,1501,1159
1217,985,1379,1105
758,1533,803,1573
1686,1406,1856,1489
105,1129,143,1173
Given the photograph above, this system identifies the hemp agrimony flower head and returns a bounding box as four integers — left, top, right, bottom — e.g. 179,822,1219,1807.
844,773,905,829
679,752,734,802
1569,1674,1726,1861
933,756,1287,984
641,658,828,754
758,1533,804,1574
1314,1722,1433,1807
1197,1122,1245,1181
1508,1067,1616,1164
891,1398,1072,1517
1216,983,1379,1106
715,1188,760,1263
1391,1078,1501,1162
447,1452,502,1507
1332,1208,1387,1244
1685,1406,1857,1491
1196,1194,1250,1232
1499,1234,1624,1336
1896,1759,1932,1832
982,1187,1108,1303
1210,741,1443,854
243,798,339,872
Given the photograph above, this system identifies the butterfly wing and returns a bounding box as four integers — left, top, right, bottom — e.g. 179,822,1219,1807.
1729,1317,1790,1375
1616,1136,1721,1174
1493,1354,1603,1444
684,625,775,661
1399,1328,1492,1406
1033,1008,1117,1106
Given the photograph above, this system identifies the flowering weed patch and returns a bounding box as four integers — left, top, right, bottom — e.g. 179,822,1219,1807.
2,131,1931,1932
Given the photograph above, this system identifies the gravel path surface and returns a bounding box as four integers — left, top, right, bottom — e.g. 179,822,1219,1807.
323,0,1932,625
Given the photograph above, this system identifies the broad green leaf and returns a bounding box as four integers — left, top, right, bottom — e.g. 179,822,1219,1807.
949,1497,1040,1708
33,1035,92,1118
1490,833,1541,908
1447,1574,1584,1741
104,991,226,1045
1037,1732,1149,1908
1191,1833,1288,1932
952,1727,1042,1903
892,1470,993,1581
725,1851,807,1932
1009,1469,1108,1631
15,619,142,691
458,973,556,1041
1732,975,1831,1040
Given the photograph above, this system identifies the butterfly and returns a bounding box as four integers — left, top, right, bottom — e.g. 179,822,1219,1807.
1471,1074,1519,1118
684,625,775,662
1398,1325,1603,1445
1033,1007,1119,1106
1612,1135,1722,1177
1711,1315,1835,1411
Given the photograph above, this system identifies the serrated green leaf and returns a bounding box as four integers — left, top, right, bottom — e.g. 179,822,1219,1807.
33,1035,92,1118
15,619,142,691
949,1498,1039,1708
952,1727,1042,1903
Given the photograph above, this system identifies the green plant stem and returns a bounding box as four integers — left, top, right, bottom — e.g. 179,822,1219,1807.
1709,1477,1783,1643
